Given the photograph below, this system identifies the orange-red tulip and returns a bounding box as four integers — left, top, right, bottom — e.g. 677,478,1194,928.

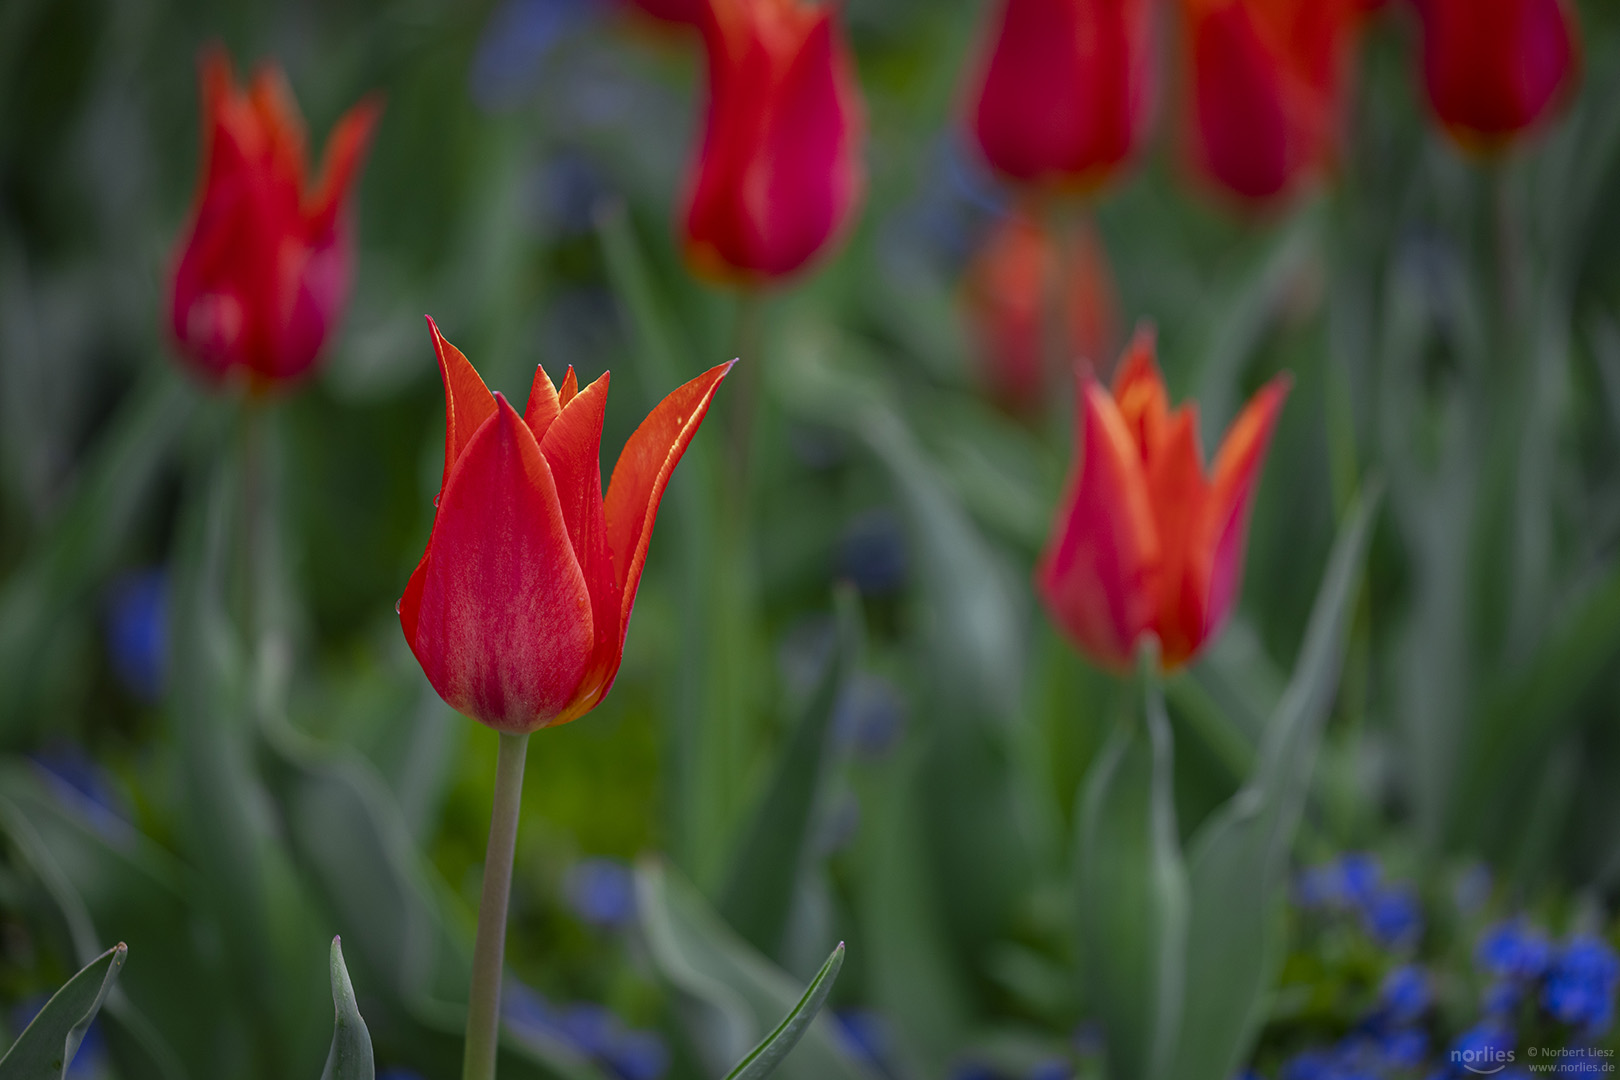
1183,0,1363,203
970,0,1157,188
683,0,865,281
169,47,380,388
1037,330,1288,669
400,319,731,732
1412,0,1578,149
963,212,1118,410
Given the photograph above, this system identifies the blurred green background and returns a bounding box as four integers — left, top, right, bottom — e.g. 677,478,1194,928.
3,0,1620,1078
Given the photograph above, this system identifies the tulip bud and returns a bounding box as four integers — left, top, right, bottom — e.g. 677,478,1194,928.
682,0,865,282
1037,330,1288,669
400,319,731,732
1412,0,1578,150
962,211,1118,411
969,0,1157,189
1182,0,1364,204
169,47,380,389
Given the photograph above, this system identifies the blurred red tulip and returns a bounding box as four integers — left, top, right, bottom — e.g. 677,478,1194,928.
400,319,731,733
1183,0,1364,203
970,0,1157,188
683,0,865,282
1037,330,1288,669
963,212,1119,410
1412,0,1578,149
169,47,380,389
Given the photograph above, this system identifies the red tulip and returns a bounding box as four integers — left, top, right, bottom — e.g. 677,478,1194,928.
169,47,380,388
1183,0,1364,203
1037,330,1288,669
1412,0,1578,149
400,320,731,733
683,0,865,282
970,0,1157,188
626,0,704,23
963,211,1118,410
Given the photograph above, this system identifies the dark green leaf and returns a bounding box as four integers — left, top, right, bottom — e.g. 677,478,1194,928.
1075,644,1187,1080
320,938,374,1080
1167,487,1380,1080
0,943,124,1079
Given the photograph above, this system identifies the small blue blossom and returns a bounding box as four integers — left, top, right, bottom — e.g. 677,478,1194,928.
1026,1058,1072,1080
1542,936,1619,1035
605,1029,669,1080
1280,1047,1337,1080
835,509,908,595
1338,854,1383,906
1295,864,1346,909
560,1002,621,1058
565,857,637,929
1450,1022,1515,1076
1379,965,1432,1026
1362,885,1423,949
833,673,907,759
1477,919,1553,982
104,568,167,702
834,1009,891,1066
1379,1028,1429,1069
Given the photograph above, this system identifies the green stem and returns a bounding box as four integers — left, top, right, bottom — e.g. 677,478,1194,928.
463,730,530,1080
725,289,766,506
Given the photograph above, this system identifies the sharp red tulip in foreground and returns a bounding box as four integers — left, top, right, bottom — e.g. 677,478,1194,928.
969,0,1157,189
400,318,733,732
169,46,380,389
1182,0,1365,203
1038,330,1289,669
682,0,865,281
1411,0,1579,150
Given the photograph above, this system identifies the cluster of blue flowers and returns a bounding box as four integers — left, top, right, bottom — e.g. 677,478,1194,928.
502,982,670,1080
1476,918,1619,1040
1269,965,1434,1080
1295,854,1423,950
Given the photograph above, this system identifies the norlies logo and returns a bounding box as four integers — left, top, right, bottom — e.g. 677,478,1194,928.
1454,1047,1516,1075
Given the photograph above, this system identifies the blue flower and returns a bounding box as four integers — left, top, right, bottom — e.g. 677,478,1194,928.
1542,936,1619,1035
1379,1028,1429,1069
1362,885,1423,949
566,857,637,929
1338,854,1382,906
1450,1022,1515,1076
1477,919,1553,982
560,1002,621,1059
104,568,167,702
835,509,908,596
606,1029,669,1080
1280,1048,1337,1080
1026,1059,1072,1080
834,1008,891,1067
1379,964,1432,1026
833,674,907,759
1295,864,1346,909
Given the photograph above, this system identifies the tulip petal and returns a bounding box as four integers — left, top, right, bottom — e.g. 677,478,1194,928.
1145,408,1210,667
1197,375,1289,643
408,395,594,732
247,63,309,193
558,366,579,408
524,365,563,441
1037,379,1159,668
604,361,733,643
305,96,382,236
1110,327,1169,458
426,318,496,493
540,372,619,660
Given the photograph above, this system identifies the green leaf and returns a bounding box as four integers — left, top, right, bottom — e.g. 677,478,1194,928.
723,943,845,1080
0,943,125,1079
1075,644,1187,1080
636,859,879,1080
1166,486,1380,1080
320,938,374,1080
718,586,858,960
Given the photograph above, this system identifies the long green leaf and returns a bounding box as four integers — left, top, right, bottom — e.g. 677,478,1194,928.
723,944,845,1080
636,859,879,1080
320,938,374,1080
718,586,858,960
0,944,125,1079
1167,487,1380,1080
1075,644,1187,1080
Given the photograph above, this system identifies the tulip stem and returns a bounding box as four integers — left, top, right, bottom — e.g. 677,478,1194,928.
463,730,530,1080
